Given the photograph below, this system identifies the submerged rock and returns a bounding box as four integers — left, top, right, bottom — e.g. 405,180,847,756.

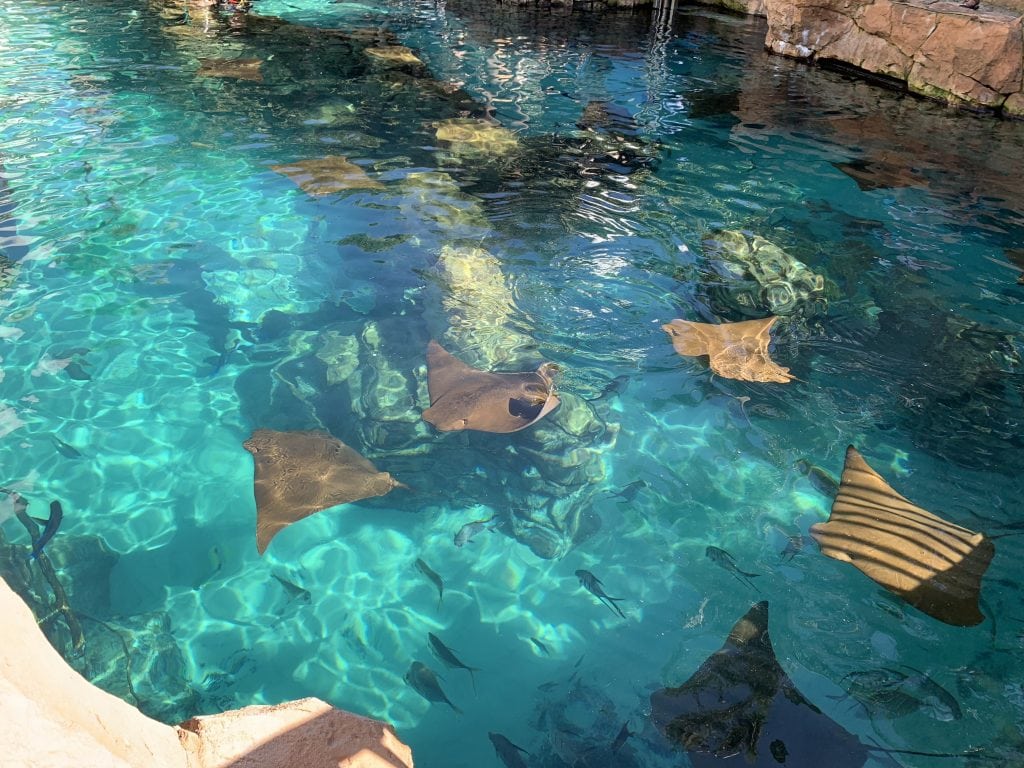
433,244,537,367
701,229,836,318
434,118,521,159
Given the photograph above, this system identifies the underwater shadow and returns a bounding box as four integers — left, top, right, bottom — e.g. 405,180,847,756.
180,700,412,768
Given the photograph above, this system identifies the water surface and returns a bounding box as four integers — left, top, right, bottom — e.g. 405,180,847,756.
2,1,1024,766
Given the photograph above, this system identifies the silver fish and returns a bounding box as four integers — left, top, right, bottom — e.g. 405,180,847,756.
51,435,83,459
415,558,443,608
835,669,921,719
28,501,63,561
780,534,805,561
488,732,529,768
575,569,627,619
405,661,460,714
454,517,493,547
606,480,647,503
794,459,839,498
705,546,760,591
273,573,311,604
428,632,480,692
530,637,550,656
889,665,962,722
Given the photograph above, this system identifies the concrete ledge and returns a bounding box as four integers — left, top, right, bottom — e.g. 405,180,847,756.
0,578,413,768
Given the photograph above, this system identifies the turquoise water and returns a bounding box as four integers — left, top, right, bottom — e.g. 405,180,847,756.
2,0,1024,765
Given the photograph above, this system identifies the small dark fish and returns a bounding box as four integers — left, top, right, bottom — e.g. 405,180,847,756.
611,721,633,753
780,533,804,561
273,573,311,604
64,360,92,381
794,459,840,498
770,739,788,762
454,516,493,547
705,546,760,591
575,569,627,619
606,480,647,503
587,374,629,402
488,732,530,768
27,501,63,561
889,665,962,721
530,637,550,656
405,661,460,713
415,558,443,608
51,435,83,459
427,632,480,692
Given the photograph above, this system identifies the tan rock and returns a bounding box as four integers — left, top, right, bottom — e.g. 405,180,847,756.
1005,91,1024,117
0,577,189,768
763,0,1024,113
178,698,413,768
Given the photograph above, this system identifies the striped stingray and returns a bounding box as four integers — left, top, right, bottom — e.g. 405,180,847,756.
810,446,994,626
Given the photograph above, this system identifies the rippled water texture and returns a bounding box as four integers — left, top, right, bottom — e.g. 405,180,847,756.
2,0,1024,765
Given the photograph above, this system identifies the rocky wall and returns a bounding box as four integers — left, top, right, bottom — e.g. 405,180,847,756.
764,0,1024,115
488,0,1024,116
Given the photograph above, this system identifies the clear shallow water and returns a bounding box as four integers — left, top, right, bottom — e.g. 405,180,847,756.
1,0,1024,766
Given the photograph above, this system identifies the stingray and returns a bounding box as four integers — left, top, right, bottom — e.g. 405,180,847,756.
421,340,560,433
832,158,927,192
243,429,406,555
1005,247,1024,285
662,316,793,383
196,58,263,82
810,446,994,626
271,156,384,196
650,601,869,767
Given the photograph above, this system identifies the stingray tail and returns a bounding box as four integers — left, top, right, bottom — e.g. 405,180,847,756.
447,699,463,716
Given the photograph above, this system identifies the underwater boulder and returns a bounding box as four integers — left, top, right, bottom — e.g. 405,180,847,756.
434,118,520,160
348,321,434,457
364,45,424,68
701,229,836,318
432,244,537,368
397,172,491,239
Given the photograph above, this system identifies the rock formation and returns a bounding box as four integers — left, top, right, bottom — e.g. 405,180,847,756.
0,577,414,768
764,0,1024,114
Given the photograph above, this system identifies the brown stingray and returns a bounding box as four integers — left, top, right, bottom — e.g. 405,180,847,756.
243,429,406,555
271,156,384,196
662,316,793,383
1005,248,1024,285
810,446,994,626
833,158,927,192
196,58,263,82
421,340,560,433
650,601,869,767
